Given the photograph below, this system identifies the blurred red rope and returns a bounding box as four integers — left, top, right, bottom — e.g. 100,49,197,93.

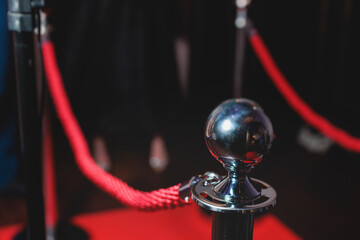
41,40,189,210
248,29,360,152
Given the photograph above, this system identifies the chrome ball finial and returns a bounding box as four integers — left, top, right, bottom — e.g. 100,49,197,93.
205,98,273,168
188,98,277,213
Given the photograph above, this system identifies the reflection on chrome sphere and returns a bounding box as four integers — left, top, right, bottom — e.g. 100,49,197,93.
205,99,273,166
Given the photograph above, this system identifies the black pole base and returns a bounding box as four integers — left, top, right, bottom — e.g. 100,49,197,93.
212,212,254,240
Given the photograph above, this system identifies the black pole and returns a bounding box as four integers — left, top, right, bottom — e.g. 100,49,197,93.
13,31,46,240
233,1,249,98
8,0,46,239
212,211,254,240
233,27,246,98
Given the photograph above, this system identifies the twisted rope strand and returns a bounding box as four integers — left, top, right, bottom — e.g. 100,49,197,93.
41,40,190,211
248,29,360,152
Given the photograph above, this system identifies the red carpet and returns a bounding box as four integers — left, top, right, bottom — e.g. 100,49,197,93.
0,206,301,239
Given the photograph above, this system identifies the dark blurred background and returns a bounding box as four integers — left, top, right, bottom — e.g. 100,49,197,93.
1,0,360,239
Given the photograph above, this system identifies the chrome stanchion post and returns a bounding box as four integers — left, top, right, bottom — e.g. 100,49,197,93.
180,99,277,240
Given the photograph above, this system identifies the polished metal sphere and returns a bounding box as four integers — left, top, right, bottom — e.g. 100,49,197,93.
205,99,273,166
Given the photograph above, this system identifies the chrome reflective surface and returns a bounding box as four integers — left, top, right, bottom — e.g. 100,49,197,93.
191,178,276,213
205,98,273,167
191,98,276,214
179,172,222,203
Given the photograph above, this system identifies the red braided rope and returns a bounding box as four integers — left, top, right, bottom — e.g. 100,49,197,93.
248,29,360,152
41,40,190,210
